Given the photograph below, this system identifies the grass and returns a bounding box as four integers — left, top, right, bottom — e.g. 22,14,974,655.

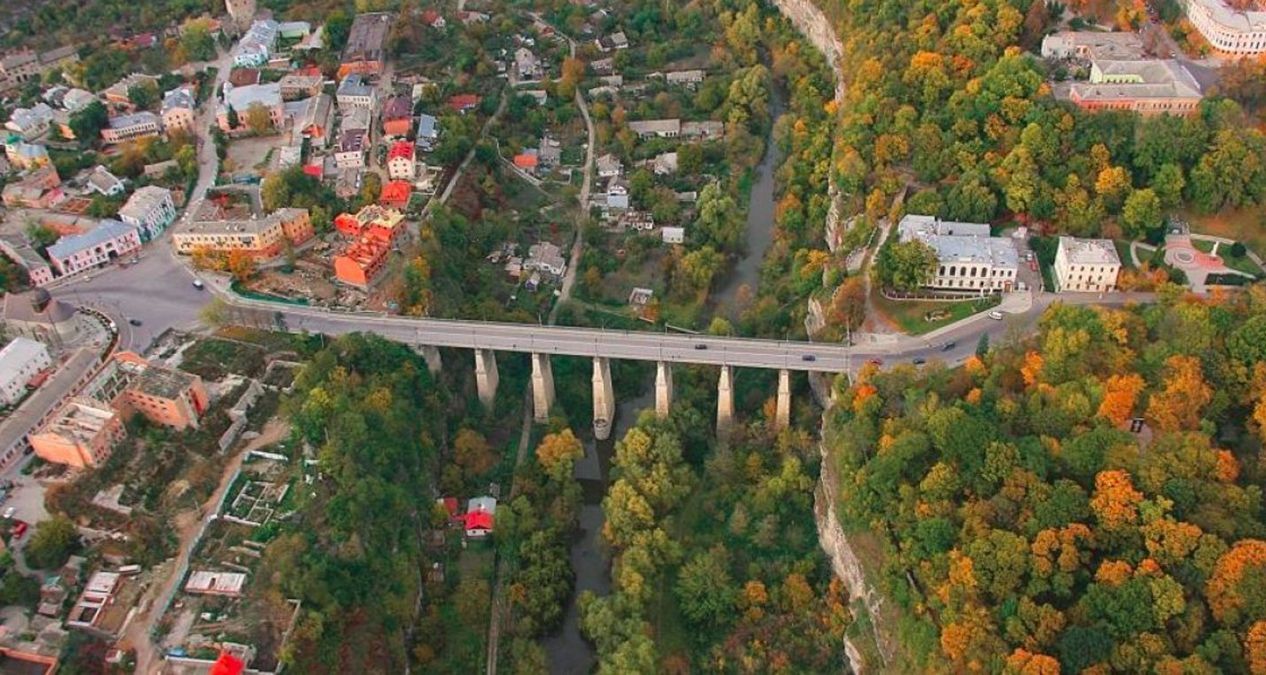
873,293,1001,336
1114,240,1136,269
1179,206,1266,256
1191,238,1263,278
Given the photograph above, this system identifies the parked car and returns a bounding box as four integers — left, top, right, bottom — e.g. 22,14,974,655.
801,354,816,362
942,341,956,351
128,318,142,326
192,279,205,290
2,507,14,520
12,520,28,538
913,357,926,365
989,310,1005,320
693,343,707,350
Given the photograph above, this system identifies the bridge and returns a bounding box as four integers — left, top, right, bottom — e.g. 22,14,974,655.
257,305,846,439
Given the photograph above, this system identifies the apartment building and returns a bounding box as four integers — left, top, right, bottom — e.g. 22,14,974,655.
118,186,176,241
46,220,142,278
118,364,208,430
387,140,415,180
161,86,197,134
173,207,313,259
335,74,376,111
0,338,52,406
234,19,279,67
1185,0,1266,56
897,215,1019,293
0,348,101,472
1054,236,1122,293
217,82,284,132
29,398,124,469
100,112,162,144
339,12,393,78
278,73,324,100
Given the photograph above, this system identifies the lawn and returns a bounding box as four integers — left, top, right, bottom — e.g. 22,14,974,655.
1179,207,1266,255
873,293,1001,336
1191,238,1262,278
1114,240,1136,269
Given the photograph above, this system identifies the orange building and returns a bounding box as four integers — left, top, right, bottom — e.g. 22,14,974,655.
380,180,412,209
30,398,126,469
332,205,406,288
118,363,208,430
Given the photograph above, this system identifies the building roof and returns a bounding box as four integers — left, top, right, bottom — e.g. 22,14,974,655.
341,106,371,131
1189,0,1266,33
898,214,992,238
104,73,159,101
6,104,54,133
337,74,373,98
161,86,195,114
61,89,96,113
0,348,98,459
0,337,48,372
221,83,281,114
338,129,367,153
227,68,260,87
1073,59,1203,101
380,180,411,205
131,362,198,399
343,12,393,62
1041,31,1147,60
382,94,412,120
2,290,76,325
118,186,171,221
448,94,480,111
106,112,159,131
47,220,137,261
628,118,680,135
514,150,538,169
177,207,308,237
417,113,439,138
86,166,123,194
1058,236,1121,266
898,215,1017,268
184,570,247,595
34,398,117,446
388,140,414,161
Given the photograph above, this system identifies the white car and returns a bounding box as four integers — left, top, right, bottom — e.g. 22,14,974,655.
3,507,15,520
988,310,1005,320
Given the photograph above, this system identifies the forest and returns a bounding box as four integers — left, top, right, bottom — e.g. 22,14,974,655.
817,0,1265,234
827,286,1266,671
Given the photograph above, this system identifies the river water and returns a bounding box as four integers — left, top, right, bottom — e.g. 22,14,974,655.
713,87,786,317
540,385,654,673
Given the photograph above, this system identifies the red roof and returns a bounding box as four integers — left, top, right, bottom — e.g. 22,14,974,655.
380,180,412,206
302,163,323,179
513,153,538,169
464,510,494,531
388,140,414,161
421,10,443,26
448,94,480,112
209,652,245,675
440,497,459,518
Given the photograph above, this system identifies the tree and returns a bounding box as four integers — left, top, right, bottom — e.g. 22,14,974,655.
246,103,272,134
454,428,497,478
226,105,240,131
324,11,353,52
1121,188,1163,239
1145,354,1212,432
536,430,583,483
1207,539,1266,629
128,81,158,110
558,57,585,99
976,333,990,358
1097,373,1144,426
69,100,108,144
226,250,256,283
827,277,866,332
23,516,78,569
25,223,58,252
675,546,735,627
874,239,938,292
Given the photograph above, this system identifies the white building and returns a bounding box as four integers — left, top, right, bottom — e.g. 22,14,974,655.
1053,236,1121,293
1184,0,1266,56
234,19,279,67
0,337,51,406
606,178,629,210
4,103,54,140
525,242,566,277
336,74,376,111
662,226,684,244
118,186,176,241
897,215,1018,293
596,153,622,178
86,166,125,197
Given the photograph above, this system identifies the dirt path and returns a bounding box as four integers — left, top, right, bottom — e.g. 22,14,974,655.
121,418,291,674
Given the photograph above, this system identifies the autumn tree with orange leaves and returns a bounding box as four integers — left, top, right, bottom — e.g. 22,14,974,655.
1145,355,1212,431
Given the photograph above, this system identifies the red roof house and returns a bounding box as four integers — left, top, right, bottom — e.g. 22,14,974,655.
421,10,446,28
209,652,245,675
513,152,539,170
464,510,494,537
447,94,480,114
380,180,412,208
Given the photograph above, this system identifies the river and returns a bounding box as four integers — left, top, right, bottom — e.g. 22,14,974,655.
713,86,786,317
539,385,654,673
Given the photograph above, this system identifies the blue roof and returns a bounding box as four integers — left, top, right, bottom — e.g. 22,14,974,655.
417,114,438,138
47,220,137,260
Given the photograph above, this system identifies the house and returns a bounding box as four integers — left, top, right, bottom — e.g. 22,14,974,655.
525,241,566,277
289,94,333,146
416,113,440,151
649,151,677,175
277,20,311,40
662,226,685,244
520,89,548,106
596,153,622,178
380,180,412,208
606,178,629,210
100,112,161,144
278,73,324,100
464,496,497,538
278,144,302,168
225,0,256,28
184,571,247,597
4,103,54,140
538,137,561,167
448,94,481,114
595,31,629,52
173,206,313,259
515,48,542,81
335,129,368,169
1,166,63,209
5,140,49,170
590,57,615,74
421,9,446,28
457,10,490,24
233,19,279,67
103,73,160,107
0,235,54,286
1040,31,1148,60
1184,0,1266,57
339,12,393,78
217,82,284,132
86,166,125,197
513,149,539,173
117,186,176,240
332,205,406,288
61,89,97,113
896,214,1018,293
665,69,706,86
0,338,52,406
1053,236,1121,293
387,140,415,180
617,210,655,231
336,73,376,111
46,220,142,278
381,94,413,137
160,86,197,134
29,398,124,468
341,106,372,132
628,118,680,139
66,571,126,633
142,159,178,179
629,287,654,306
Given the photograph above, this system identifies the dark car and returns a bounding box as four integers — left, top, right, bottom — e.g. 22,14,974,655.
942,341,956,351
128,318,142,326
913,357,926,365
801,354,816,362
694,343,708,350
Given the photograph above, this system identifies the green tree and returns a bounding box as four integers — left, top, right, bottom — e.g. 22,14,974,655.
128,81,158,110
1121,188,1163,239
69,100,109,143
23,516,78,569
874,239,938,292
675,546,736,627
226,105,240,131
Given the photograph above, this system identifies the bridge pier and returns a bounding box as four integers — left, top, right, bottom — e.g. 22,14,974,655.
474,349,499,409
531,353,554,422
775,369,791,430
717,365,734,437
420,345,442,375
655,361,673,419
593,357,615,440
